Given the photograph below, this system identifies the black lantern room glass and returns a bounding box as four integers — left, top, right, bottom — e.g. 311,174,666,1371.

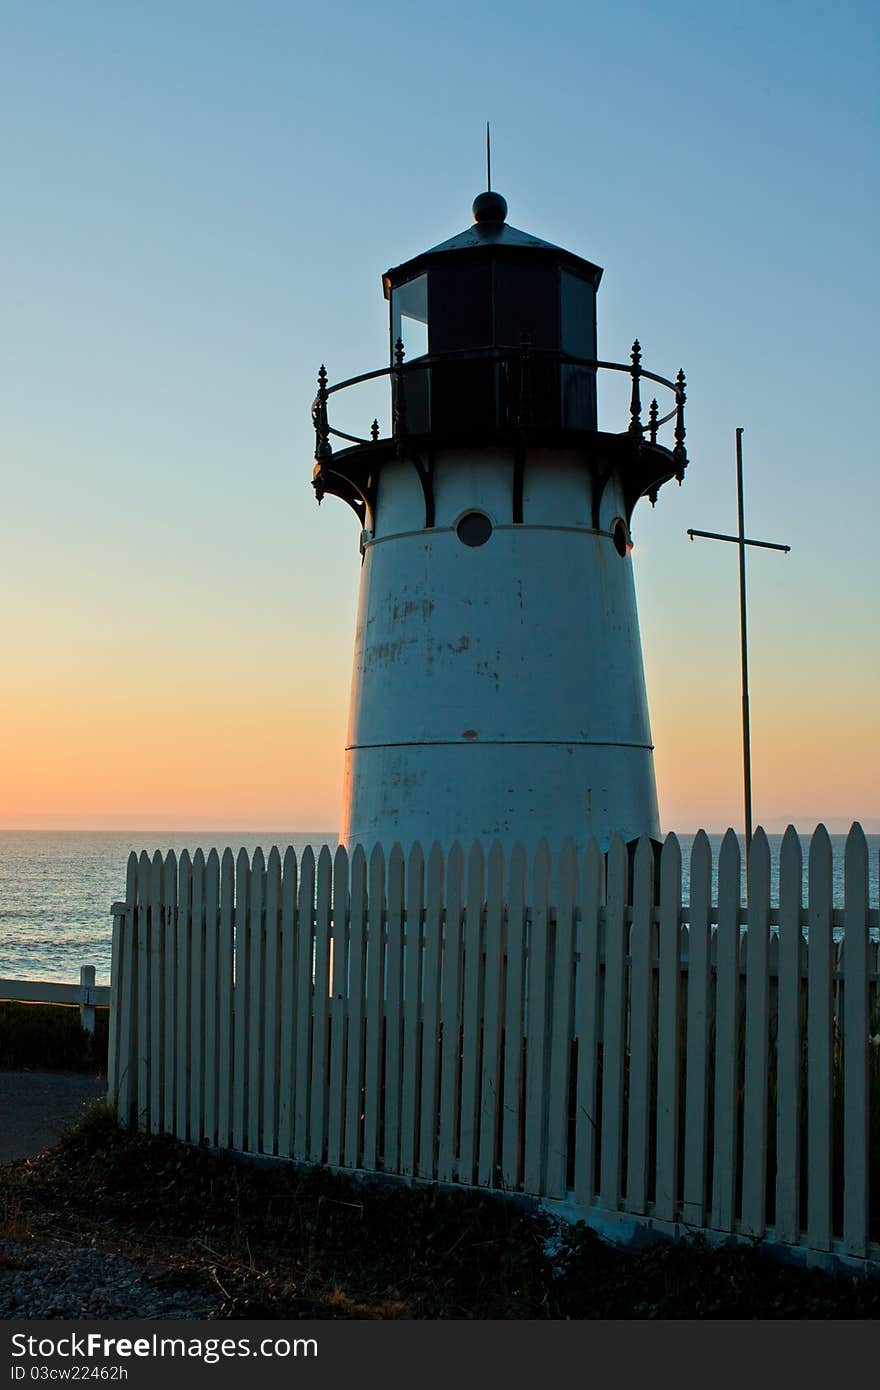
391,274,428,360
386,217,600,439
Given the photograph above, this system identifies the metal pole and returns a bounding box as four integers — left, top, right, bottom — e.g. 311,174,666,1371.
687,438,788,864
735,427,752,862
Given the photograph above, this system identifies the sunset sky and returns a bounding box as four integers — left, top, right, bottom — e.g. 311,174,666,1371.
2,0,877,835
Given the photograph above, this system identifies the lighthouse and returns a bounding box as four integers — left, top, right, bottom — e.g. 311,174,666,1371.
312,188,687,856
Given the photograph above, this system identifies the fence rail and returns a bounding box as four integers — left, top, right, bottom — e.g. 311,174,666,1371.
0,967,109,1035
107,826,880,1266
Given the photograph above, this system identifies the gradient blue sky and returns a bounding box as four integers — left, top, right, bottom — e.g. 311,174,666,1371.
2,0,878,832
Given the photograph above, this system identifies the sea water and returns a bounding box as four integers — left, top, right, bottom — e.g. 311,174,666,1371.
0,829,877,985
0,831,333,986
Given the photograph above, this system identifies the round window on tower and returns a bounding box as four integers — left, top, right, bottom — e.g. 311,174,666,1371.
612,519,629,557
456,511,493,547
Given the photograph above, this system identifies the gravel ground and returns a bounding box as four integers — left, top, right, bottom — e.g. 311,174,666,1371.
1,1072,223,1319
0,1238,224,1319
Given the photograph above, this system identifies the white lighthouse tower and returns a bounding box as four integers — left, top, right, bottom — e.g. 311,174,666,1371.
312,188,687,856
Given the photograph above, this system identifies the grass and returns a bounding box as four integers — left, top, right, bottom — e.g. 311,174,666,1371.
0,1002,109,1073
1,1103,878,1319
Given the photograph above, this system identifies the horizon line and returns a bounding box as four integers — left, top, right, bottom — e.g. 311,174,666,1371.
1,822,878,837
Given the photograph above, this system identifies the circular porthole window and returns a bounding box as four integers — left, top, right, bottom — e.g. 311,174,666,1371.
456,511,493,547
612,519,629,557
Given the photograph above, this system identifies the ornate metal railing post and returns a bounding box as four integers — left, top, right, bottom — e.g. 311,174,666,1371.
673,368,687,481
648,397,659,445
629,339,643,441
370,418,380,442
393,337,407,440
313,364,332,462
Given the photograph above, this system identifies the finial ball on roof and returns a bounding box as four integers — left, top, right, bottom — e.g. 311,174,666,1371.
472,190,508,224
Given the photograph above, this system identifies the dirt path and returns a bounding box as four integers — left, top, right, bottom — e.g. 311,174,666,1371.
0,1071,106,1163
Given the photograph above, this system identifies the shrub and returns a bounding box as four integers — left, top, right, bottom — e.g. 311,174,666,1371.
0,1002,109,1072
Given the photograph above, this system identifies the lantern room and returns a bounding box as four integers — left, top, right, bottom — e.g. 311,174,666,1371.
312,189,686,546
383,190,602,437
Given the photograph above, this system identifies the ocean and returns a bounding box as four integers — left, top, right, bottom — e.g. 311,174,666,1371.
0,829,877,986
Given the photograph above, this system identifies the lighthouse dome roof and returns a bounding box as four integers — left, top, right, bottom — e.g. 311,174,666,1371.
383,192,603,295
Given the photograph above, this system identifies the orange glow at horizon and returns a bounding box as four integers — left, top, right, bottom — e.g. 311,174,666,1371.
2,573,877,833
651,671,879,832
3,660,877,832
0,661,347,832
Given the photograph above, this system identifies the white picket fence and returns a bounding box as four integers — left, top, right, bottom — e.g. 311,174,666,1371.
107,826,880,1266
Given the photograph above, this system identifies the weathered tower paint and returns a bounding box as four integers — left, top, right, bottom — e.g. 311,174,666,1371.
312,191,688,854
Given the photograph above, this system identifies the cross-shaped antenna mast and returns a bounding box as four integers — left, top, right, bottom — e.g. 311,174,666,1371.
687,428,791,862
486,121,491,191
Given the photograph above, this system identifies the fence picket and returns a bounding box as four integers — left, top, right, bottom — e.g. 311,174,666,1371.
107,913,122,1108
544,840,577,1199
174,852,192,1142
344,846,367,1169
135,851,151,1131
741,829,771,1237
711,829,741,1232
501,844,527,1190
438,844,464,1183
326,846,348,1168
148,852,163,1136
775,826,802,1244
843,823,869,1257
246,848,265,1154
400,843,424,1178
599,835,628,1212
523,841,552,1195
160,853,177,1137
217,849,235,1149
114,853,139,1126
458,842,485,1187
418,843,445,1180
277,848,298,1157
362,844,386,1172
261,847,282,1156
189,850,206,1145
573,838,603,1208
382,844,405,1172
204,849,221,1147
232,848,250,1153
807,825,834,1251
682,832,712,1226
310,846,334,1165
478,842,505,1187
626,837,655,1214
655,834,683,1223
294,847,316,1161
